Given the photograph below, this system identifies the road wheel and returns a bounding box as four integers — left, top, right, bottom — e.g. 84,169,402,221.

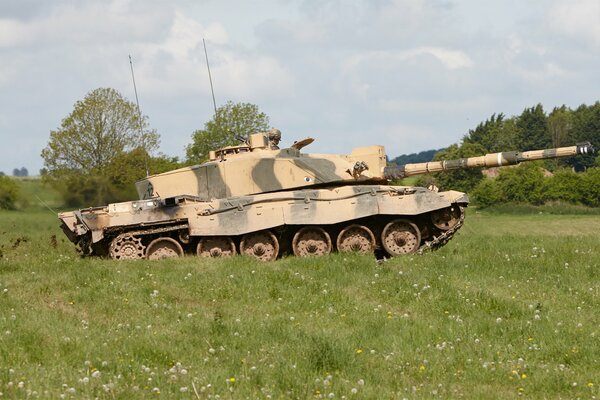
431,206,463,231
336,224,375,253
381,219,421,256
240,230,279,262
109,234,145,260
292,227,332,257
197,237,236,258
146,237,184,260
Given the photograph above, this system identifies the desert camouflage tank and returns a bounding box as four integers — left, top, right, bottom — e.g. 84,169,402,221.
58,131,594,261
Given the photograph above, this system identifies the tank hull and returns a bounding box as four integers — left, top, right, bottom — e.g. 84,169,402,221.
59,185,469,260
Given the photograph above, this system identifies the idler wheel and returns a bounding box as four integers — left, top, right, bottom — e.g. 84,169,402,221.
336,224,375,254
240,230,279,262
381,219,421,256
431,206,463,231
146,237,184,260
109,233,145,260
197,237,236,258
292,227,332,257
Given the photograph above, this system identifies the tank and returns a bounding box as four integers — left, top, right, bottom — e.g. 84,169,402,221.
58,132,595,261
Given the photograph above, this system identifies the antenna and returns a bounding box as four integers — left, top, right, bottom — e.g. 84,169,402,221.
129,54,150,176
203,38,218,116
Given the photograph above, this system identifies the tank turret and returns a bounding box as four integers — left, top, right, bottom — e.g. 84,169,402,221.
134,132,388,200
58,131,595,261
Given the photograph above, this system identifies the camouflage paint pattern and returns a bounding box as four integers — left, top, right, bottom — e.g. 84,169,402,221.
57,133,593,258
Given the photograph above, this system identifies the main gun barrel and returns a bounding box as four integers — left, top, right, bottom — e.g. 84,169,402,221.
384,142,595,180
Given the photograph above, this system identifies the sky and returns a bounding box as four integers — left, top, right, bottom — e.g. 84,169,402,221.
1,0,599,175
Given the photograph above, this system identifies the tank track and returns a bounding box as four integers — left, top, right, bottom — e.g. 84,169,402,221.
418,207,466,254
83,223,189,257
110,223,189,240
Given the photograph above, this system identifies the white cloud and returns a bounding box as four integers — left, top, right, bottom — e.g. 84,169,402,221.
129,12,294,100
512,62,568,84
343,47,472,73
1,0,600,175
549,0,600,45
379,97,489,113
0,2,170,48
406,47,473,69
213,52,295,99
160,11,228,58
0,19,25,47
338,47,472,100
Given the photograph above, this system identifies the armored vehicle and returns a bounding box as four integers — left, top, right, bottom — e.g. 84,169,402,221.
58,132,594,261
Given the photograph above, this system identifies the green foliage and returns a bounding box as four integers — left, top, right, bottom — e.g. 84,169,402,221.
463,113,518,152
57,150,181,207
471,177,502,208
568,102,600,170
186,101,270,164
580,167,600,207
0,176,19,210
12,178,62,212
495,162,545,204
472,166,600,208
41,88,164,206
547,106,573,148
42,88,159,173
423,142,487,192
515,104,551,151
542,168,583,203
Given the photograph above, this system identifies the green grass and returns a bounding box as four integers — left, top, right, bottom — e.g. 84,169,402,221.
0,209,599,399
11,177,64,212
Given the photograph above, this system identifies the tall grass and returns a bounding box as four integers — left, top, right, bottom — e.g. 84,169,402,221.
0,209,599,398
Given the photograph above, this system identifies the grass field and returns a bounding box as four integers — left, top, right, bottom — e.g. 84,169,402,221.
0,205,599,399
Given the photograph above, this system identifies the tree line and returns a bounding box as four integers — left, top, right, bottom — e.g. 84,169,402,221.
1,88,598,211
416,103,600,207
1,168,29,177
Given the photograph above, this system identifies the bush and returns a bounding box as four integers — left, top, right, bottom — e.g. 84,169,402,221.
471,178,502,207
542,168,583,203
472,165,600,208
495,162,545,204
58,174,132,208
0,176,19,210
580,167,600,207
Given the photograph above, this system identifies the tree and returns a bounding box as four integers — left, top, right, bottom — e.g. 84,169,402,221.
11,167,29,177
186,101,270,164
515,104,550,151
569,102,600,171
41,87,162,206
463,113,519,153
547,106,572,148
42,88,159,174
0,176,19,210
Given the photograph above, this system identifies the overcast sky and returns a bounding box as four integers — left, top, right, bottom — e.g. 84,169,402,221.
1,0,599,175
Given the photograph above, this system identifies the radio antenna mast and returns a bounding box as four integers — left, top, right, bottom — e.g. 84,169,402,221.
128,54,149,176
203,38,218,116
